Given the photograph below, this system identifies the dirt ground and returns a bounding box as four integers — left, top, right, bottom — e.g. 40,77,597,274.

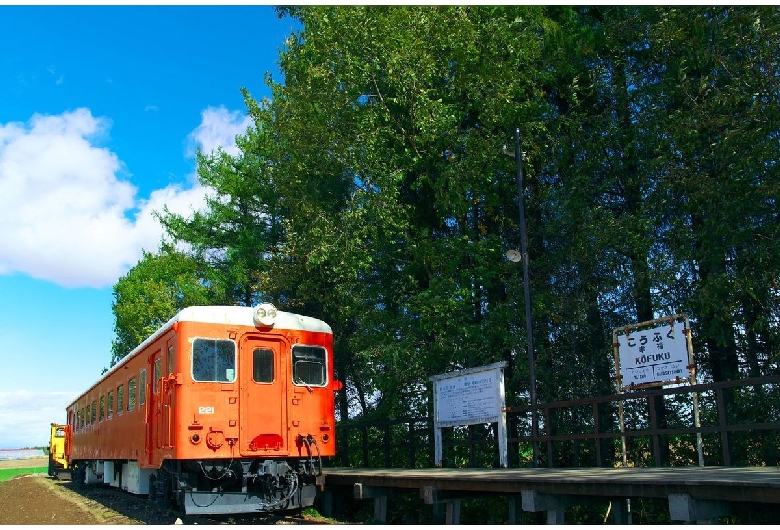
0,458,342,525
0,469,194,525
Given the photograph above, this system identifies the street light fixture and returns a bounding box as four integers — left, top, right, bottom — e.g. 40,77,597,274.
503,127,539,467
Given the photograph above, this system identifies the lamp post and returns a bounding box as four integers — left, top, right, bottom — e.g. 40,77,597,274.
503,127,539,467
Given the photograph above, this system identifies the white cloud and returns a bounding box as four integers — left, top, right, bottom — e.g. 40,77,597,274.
0,391,77,449
0,109,141,288
0,106,247,289
187,105,253,157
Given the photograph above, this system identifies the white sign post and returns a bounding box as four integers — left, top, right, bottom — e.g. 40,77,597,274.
430,362,508,468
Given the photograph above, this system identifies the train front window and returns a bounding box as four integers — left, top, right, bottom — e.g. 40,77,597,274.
192,338,236,383
292,345,326,386
253,348,274,383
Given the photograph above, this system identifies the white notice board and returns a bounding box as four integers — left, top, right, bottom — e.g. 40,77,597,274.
430,362,507,466
432,365,504,427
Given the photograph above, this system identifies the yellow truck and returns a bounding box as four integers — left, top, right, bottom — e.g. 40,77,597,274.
47,423,69,479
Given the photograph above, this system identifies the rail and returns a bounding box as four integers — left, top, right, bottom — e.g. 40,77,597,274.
333,374,780,469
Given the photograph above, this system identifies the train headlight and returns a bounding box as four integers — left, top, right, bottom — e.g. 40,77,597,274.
253,303,278,327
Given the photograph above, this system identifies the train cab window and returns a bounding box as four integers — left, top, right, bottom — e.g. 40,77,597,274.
292,345,327,387
139,369,147,406
192,338,236,383
128,377,137,411
252,348,274,383
153,358,162,394
99,396,105,422
107,391,114,419
117,385,124,415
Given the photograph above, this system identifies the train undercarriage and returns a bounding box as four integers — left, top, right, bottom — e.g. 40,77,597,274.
70,456,322,515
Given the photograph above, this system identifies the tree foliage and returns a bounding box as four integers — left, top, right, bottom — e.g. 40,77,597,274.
112,6,780,433
110,245,214,365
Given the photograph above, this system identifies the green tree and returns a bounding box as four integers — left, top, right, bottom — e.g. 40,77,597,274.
644,6,780,383
261,6,554,419
158,123,285,308
110,245,214,365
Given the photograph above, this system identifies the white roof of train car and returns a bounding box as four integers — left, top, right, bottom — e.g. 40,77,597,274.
68,305,332,407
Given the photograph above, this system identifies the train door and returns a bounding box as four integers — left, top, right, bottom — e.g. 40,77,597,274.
145,349,162,463
162,343,176,448
154,353,165,449
238,336,288,455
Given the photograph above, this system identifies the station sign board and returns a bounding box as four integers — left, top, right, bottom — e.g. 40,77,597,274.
613,315,693,391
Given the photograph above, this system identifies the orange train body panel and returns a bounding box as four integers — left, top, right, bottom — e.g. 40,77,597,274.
63,305,339,514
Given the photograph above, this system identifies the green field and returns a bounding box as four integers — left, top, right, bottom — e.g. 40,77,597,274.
0,467,47,482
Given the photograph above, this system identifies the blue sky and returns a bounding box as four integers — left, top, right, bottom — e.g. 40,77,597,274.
0,4,297,449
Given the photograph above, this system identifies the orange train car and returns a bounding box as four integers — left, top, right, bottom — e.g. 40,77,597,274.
63,303,341,515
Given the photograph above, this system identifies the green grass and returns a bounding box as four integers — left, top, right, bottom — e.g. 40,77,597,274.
0,467,48,482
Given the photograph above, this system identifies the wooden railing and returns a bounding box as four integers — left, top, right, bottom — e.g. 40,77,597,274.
332,374,780,469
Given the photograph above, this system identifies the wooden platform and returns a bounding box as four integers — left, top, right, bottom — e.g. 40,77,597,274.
319,466,780,523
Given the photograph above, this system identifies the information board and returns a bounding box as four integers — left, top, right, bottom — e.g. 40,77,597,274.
433,366,503,427
430,362,508,467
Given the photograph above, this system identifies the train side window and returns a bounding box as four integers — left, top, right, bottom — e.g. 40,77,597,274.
153,358,162,394
292,345,327,387
192,338,236,383
168,345,174,374
91,402,96,424
128,377,137,411
139,369,147,406
99,396,105,422
253,348,274,383
107,391,114,419
117,385,124,415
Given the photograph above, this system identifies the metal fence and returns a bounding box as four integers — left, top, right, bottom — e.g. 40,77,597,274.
333,374,780,469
